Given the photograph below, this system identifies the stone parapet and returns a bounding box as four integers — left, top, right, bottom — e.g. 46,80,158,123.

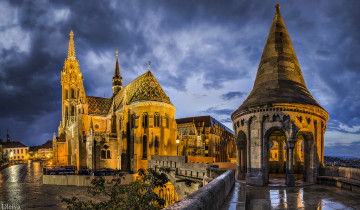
164,169,235,210
318,166,360,193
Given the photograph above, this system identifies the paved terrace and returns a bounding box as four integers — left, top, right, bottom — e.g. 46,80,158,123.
223,182,360,209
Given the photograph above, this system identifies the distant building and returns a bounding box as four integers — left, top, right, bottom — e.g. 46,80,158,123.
176,116,236,162
38,140,53,159
29,140,53,160
0,132,29,162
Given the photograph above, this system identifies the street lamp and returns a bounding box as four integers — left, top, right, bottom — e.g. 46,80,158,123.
176,139,180,156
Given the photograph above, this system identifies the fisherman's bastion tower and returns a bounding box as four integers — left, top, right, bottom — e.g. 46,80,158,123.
231,5,329,186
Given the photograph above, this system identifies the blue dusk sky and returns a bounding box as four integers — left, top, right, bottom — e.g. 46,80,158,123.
0,0,359,157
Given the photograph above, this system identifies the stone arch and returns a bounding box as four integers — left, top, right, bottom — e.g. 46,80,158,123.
236,130,247,180
296,130,316,182
264,127,288,184
163,171,184,200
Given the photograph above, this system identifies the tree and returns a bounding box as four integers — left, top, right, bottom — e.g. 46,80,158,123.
61,167,171,210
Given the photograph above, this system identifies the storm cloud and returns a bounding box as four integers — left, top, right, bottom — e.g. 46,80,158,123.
0,0,359,157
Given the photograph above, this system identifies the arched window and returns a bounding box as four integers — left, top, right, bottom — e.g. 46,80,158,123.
143,135,147,159
154,112,160,127
71,105,75,116
71,88,75,99
65,106,69,119
65,89,69,99
142,113,148,128
155,136,159,155
107,150,111,159
101,150,106,159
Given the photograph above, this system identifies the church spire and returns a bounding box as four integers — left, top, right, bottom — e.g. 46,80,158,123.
235,4,322,111
112,49,123,96
68,30,76,59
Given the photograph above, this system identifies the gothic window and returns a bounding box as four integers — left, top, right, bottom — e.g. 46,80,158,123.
101,150,106,159
107,150,111,159
65,106,69,119
143,135,147,159
154,112,160,127
71,88,75,99
155,136,159,155
65,89,69,99
71,105,75,116
142,112,148,128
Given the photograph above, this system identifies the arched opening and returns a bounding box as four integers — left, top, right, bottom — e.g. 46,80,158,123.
266,130,289,185
70,88,75,99
154,181,179,207
107,150,111,159
142,113,148,128
296,131,315,183
154,112,160,127
65,89,69,100
142,135,147,159
154,136,159,155
236,131,247,180
101,150,106,159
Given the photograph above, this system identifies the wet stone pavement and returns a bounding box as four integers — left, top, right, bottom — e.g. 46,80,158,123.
223,182,360,210
0,161,102,210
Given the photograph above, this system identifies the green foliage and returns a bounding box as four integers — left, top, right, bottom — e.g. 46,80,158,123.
61,167,171,210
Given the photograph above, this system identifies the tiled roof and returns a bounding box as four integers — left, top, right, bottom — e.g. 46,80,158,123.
86,96,112,115
113,71,172,111
176,116,234,135
0,141,28,148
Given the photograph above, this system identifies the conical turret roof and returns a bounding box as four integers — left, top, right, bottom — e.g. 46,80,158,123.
235,4,322,112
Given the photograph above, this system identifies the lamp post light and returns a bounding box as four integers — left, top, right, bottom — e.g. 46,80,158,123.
176,139,180,156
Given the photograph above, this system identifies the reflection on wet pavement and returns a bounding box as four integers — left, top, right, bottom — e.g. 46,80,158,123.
223,182,360,209
0,161,97,209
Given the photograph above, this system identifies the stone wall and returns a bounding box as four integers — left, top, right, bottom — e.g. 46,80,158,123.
164,169,235,210
318,166,360,193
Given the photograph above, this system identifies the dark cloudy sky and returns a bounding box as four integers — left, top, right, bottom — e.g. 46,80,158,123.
0,0,359,157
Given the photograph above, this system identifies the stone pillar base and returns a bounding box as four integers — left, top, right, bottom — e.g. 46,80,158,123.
246,172,265,186
286,173,295,186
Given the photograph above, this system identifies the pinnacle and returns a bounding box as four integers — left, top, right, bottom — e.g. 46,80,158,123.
68,30,76,59
234,4,322,111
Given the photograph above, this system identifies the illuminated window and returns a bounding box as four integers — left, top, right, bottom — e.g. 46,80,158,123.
154,112,160,127
101,150,106,159
143,135,147,159
155,136,159,155
142,113,148,128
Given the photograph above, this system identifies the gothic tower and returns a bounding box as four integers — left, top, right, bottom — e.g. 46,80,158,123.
112,49,123,96
59,31,87,166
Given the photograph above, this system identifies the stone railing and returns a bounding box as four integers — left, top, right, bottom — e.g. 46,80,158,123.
149,156,208,181
317,166,360,193
164,168,235,210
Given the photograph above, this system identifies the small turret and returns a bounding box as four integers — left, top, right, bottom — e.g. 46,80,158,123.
112,49,123,96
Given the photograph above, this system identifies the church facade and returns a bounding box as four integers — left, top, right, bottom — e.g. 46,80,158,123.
53,31,177,172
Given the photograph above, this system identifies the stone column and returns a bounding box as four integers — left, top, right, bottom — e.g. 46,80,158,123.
241,147,246,176
236,142,241,180
279,140,285,173
236,141,246,180
286,139,296,186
